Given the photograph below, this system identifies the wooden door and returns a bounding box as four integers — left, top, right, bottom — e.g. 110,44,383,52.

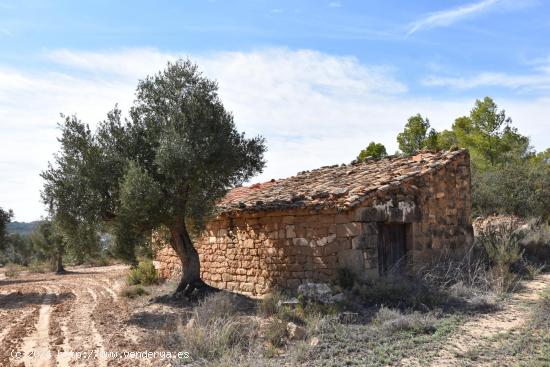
378,223,407,274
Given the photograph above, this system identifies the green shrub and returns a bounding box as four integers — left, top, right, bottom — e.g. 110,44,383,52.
477,226,524,293
127,260,158,286
478,225,524,268
120,285,149,298
472,159,550,220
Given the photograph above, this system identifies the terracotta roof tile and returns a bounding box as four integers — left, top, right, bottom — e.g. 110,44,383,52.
218,149,467,213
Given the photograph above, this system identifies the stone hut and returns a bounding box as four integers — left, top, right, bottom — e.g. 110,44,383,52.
155,149,473,297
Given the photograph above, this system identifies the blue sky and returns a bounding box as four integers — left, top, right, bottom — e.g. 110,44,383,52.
1,0,549,221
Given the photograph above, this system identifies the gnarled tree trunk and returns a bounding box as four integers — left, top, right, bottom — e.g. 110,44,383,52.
52,246,65,274
170,220,205,295
55,252,65,274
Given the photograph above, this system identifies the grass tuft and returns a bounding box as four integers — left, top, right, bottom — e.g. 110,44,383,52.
120,285,149,298
127,260,158,286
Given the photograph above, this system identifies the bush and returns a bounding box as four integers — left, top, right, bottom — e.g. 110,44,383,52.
521,220,550,267
472,159,550,220
127,260,158,286
477,226,524,293
478,225,524,268
120,285,149,298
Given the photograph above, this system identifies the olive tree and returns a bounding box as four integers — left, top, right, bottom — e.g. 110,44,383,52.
42,59,266,294
0,207,13,250
30,220,65,273
357,142,387,161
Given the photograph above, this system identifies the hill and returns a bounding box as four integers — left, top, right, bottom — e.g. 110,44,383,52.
6,221,41,235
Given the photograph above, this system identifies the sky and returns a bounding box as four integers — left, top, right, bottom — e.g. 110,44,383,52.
1,0,549,222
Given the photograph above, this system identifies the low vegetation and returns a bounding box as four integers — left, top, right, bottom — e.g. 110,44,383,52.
120,285,149,298
127,260,159,286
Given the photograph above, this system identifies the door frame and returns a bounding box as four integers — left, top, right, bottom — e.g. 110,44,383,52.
377,222,410,275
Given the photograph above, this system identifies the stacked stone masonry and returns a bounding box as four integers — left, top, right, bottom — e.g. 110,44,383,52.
154,149,473,297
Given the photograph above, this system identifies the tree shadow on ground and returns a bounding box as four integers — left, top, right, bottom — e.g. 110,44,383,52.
127,287,257,330
0,291,74,309
127,311,181,330
151,286,256,312
0,278,53,287
0,270,97,287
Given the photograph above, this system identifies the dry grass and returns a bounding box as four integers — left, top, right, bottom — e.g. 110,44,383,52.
120,285,149,298
257,291,284,316
265,319,287,347
4,263,24,278
164,292,261,366
372,306,439,335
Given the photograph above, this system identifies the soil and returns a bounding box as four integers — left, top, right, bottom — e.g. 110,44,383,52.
0,265,174,367
401,273,550,367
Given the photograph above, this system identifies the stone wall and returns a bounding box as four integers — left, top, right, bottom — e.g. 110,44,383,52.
155,208,374,296
410,150,473,261
154,150,473,297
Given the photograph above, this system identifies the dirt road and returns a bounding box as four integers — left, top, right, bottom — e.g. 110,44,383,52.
0,265,164,367
428,273,550,366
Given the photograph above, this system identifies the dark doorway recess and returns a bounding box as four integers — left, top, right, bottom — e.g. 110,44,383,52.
378,223,407,274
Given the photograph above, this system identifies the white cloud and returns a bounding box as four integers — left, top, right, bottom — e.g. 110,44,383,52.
1,48,549,221
329,2,341,8
422,57,550,91
408,0,500,35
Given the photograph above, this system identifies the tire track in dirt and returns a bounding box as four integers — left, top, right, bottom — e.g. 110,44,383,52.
48,284,76,367
82,269,152,366
0,266,152,367
19,285,58,367
55,282,109,367
417,274,550,367
0,286,47,366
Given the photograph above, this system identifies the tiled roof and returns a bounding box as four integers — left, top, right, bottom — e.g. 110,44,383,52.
218,149,467,213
